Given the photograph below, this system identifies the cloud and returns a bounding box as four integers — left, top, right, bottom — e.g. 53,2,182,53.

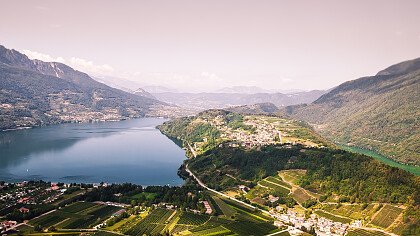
69,57,114,76
22,49,114,76
22,50,65,63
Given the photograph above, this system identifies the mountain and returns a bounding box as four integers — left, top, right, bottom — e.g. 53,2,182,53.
285,58,420,165
133,88,156,100
0,45,163,130
216,86,270,94
151,90,326,111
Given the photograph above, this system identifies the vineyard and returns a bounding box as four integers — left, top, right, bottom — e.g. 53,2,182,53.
291,188,312,204
124,208,174,235
28,204,122,230
370,205,403,228
178,212,210,225
265,176,292,189
61,201,98,213
347,229,389,236
314,210,352,224
259,179,290,196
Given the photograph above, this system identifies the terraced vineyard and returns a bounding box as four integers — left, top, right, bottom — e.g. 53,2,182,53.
321,203,378,220
370,205,404,228
314,210,352,224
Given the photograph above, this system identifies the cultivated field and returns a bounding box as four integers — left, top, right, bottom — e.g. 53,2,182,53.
370,205,404,228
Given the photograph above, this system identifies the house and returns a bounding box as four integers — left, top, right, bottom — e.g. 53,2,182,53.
19,207,30,213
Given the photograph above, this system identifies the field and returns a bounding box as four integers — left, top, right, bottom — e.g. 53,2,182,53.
124,208,175,235
347,229,389,236
291,188,313,204
28,203,122,229
259,180,290,196
370,205,403,228
321,203,379,221
120,192,279,236
278,170,306,185
212,196,236,218
265,176,292,189
314,210,352,224
178,212,210,225
60,201,98,213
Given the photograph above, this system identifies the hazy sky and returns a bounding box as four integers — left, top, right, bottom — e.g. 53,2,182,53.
1,0,420,92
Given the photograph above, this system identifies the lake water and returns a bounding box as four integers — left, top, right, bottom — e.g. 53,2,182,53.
0,118,187,185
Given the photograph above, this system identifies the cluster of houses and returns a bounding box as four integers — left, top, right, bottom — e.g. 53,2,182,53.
0,221,17,233
270,208,360,236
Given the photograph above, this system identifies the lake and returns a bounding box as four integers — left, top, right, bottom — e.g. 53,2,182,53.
0,118,187,185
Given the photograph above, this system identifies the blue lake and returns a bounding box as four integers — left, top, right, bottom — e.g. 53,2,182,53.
0,118,186,185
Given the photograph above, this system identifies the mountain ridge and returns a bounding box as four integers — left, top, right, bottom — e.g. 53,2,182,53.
284,57,420,165
0,45,164,130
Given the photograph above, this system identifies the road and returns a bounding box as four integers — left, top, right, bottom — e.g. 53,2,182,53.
185,164,270,215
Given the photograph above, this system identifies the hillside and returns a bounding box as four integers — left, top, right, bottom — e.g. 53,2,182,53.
0,45,163,130
284,58,420,165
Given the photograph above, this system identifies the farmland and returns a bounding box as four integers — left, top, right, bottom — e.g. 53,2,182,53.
291,188,313,204
120,193,280,236
347,228,389,236
28,203,122,230
314,210,352,224
370,205,404,228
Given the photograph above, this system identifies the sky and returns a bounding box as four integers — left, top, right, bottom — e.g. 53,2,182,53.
1,0,420,92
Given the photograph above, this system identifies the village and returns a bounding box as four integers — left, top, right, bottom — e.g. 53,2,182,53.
269,207,362,236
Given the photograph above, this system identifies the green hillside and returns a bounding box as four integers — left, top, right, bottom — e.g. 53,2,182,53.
284,58,420,165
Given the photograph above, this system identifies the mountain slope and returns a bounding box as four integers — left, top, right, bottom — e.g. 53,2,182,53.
0,45,162,130
285,58,420,165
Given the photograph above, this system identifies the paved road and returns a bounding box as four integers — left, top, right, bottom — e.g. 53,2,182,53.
185,164,270,215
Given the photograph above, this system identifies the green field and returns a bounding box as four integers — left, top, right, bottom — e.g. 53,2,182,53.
265,176,292,189
370,205,403,228
321,203,379,220
347,228,389,236
314,210,352,224
212,196,236,218
60,201,98,213
259,180,290,196
178,212,210,225
28,204,122,230
125,208,174,235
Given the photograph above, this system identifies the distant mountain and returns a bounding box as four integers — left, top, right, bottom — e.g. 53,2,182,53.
226,102,279,115
133,88,156,100
151,90,325,111
216,86,270,94
0,45,164,130
143,86,178,93
285,58,420,165
92,76,144,93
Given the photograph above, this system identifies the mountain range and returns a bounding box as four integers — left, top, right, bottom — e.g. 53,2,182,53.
284,58,420,165
150,90,326,111
0,45,164,131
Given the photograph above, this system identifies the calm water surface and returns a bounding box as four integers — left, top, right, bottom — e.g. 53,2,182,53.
0,118,186,185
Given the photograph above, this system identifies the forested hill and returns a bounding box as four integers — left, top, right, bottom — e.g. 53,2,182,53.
284,58,420,165
0,45,163,130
